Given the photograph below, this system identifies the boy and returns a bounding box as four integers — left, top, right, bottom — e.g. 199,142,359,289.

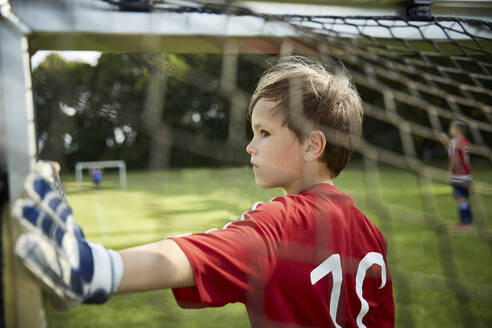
439,120,473,226
13,56,394,327
91,168,103,189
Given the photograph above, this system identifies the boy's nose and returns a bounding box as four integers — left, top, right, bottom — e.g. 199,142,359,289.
246,140,256,155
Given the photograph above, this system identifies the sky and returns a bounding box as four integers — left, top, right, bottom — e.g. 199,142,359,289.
31,51,101,69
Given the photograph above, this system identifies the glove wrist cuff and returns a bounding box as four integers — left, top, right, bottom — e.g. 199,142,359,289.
108,249,123,293
84,243,123,303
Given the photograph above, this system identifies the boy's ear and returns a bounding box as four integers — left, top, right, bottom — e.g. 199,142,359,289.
304,130,326,162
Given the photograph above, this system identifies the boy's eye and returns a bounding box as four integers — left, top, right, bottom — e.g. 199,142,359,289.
260,130,270,138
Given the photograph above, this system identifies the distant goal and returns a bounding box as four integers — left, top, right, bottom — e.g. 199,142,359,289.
75,160,127,190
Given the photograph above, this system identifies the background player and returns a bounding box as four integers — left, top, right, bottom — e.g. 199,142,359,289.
439,120,473,227
91,168,103,189
13,56,394,327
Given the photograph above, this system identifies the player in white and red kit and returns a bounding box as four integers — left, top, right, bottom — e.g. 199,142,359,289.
12,56,395,327
440,120,473,226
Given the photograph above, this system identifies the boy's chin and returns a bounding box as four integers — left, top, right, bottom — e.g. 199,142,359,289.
255,177,280,189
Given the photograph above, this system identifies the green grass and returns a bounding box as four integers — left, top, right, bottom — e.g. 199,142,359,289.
46,163,492,327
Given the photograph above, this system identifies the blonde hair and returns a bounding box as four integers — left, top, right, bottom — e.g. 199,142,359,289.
249,56,363,178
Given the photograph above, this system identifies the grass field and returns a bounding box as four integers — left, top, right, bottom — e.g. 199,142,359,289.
46,162,492,327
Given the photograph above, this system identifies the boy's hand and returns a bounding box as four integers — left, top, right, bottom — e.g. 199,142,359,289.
12,160,122,310
438,132,449,145
34,161,66,200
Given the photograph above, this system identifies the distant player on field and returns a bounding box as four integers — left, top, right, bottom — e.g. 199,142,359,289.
439,120,473,226
91,168,103,188
13,56,395,327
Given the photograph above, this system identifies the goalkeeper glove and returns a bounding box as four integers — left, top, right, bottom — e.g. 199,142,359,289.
12,161,123,310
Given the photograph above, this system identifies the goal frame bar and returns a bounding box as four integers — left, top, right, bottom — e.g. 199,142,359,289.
75,160,127,190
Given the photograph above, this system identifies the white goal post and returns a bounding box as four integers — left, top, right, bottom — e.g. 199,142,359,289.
75,160,127,190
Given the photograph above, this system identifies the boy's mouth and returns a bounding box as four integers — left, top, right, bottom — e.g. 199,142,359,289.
250,161,259,168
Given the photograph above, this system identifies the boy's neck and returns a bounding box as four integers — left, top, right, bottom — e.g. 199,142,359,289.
283,165,334,194
284,177,334,194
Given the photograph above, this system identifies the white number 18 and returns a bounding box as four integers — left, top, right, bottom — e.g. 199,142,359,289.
310,252,387,328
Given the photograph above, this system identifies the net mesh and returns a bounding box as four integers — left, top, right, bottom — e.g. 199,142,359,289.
32,1,491,327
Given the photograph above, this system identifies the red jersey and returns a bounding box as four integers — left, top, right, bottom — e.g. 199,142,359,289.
448,137,471,184
170,183,394,327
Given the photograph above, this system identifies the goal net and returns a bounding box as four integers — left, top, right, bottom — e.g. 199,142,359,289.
16,0,492,327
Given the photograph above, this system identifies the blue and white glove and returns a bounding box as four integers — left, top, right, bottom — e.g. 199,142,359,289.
12,161,123,310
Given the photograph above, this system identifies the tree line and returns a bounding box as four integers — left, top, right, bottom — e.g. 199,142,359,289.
33,52,470,172
33,53,267,171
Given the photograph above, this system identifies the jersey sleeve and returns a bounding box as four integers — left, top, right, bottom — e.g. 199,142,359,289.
168,198,289,308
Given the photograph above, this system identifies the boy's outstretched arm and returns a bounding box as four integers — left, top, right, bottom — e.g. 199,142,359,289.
12,160,195,310
117,239,195,293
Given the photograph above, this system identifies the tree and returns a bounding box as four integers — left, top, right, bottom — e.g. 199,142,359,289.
33,53,92,168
